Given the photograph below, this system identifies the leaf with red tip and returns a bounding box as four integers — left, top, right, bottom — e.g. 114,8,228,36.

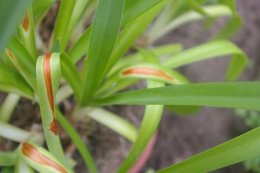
36,53,67,163
43,53,58,135
21,142,70,173
5,37,36,89
19,8,38,59
122,66,174,81
120,63,188,85
22,12,30,32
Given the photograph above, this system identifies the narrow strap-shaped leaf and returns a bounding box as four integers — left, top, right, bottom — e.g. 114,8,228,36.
94,82,260,111
36,53,68,165
117,80,164,173
32,0,55,23
0,0,31,51
0,63,33,99
57,110,98,173
65,0,91,46
146,0,193,40
123,0,165,25
120,63,188,85
19,8,38,59
103,1,166,79
96,78,138,98
81,0,125,104
103,49,187,97
148,5,232,44
163,40,248,80
20,142,71,173
60,53,83,102
0,122,31,142
0,93,20,122
188,0,207,16
69,0,165,65
0,152,16,166
158,127,260,173
37,53,59,135
109,44,182,76
52,0,76,50
220,0,238,16
101,63,187,93
68,27,91,64
67,0,97,63
99,51,187,97
76,107,138,143
5,37,36,87
120,66,174,83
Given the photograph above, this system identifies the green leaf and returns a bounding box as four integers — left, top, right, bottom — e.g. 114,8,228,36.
53,0,76,49
104,1,166,79
60,53,83,101
163,40,248,80
0,63,33,99
18,8,38,59
32,0,55,22
110,62,188,86
68,27,91,64
117,80,164,173
147,5,232,44
0,152,16,166
57,110,98,173
65,0,91,46
81,0,125,104
99,47,186,101
0,93,20,122
110,44,182,76
158,127,260,173
0,122,31,142
123,0,166,25
220,0,238,16
36,53,68,166
6,37,36,89
94,82,260,111
188,0,207,16
0,0,31,52
166,105,201,115
20,142,72,173
76,108,138,143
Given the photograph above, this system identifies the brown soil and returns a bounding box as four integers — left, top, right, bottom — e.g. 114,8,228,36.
1,0,260,173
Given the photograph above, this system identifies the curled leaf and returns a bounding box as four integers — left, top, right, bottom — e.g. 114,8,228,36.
36,53,66,162
21,142,69,173
43,53,58,135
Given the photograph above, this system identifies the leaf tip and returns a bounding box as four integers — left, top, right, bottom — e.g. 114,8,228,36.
22,12,30,32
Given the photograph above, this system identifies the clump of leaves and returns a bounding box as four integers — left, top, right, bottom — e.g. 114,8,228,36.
0,0,260,173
